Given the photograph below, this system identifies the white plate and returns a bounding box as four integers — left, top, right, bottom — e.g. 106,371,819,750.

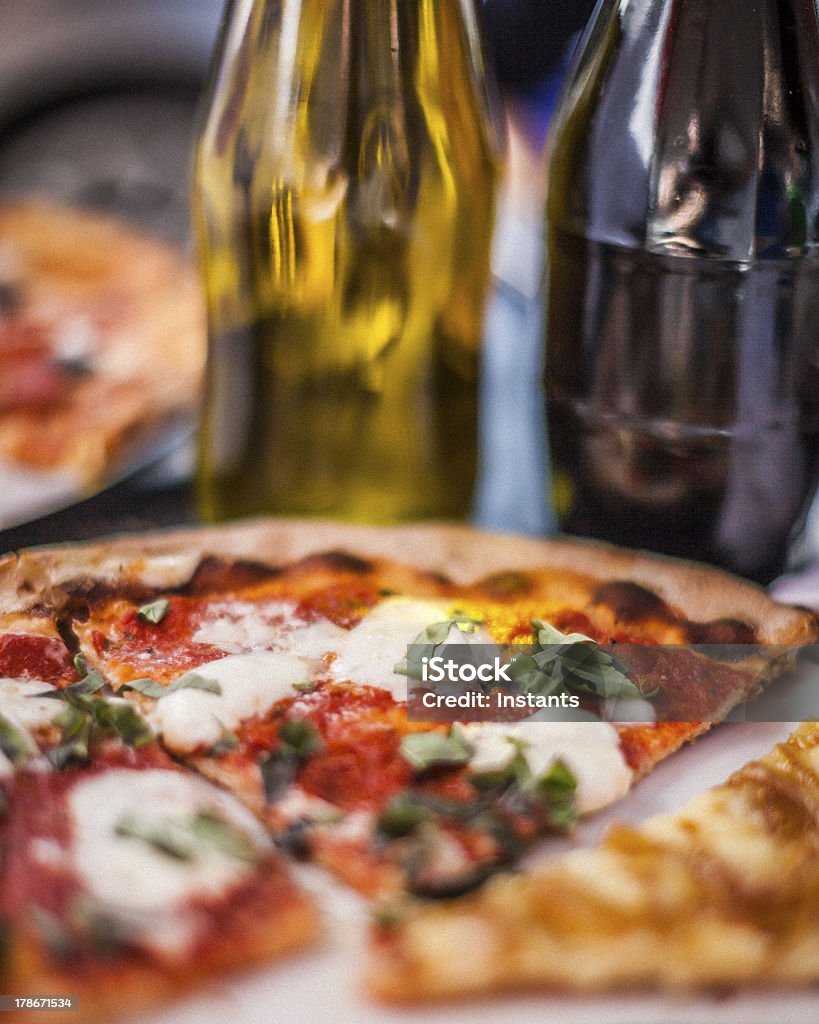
0,417,193,531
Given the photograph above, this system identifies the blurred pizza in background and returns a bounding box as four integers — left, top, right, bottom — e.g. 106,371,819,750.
0,200,203,513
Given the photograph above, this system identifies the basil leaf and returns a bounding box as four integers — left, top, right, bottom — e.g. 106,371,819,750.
47,712,92,769
506,652,560,696
260,750,300,803
528,619,640,703
68,670,106,695
377,794,431,838
532,619,596,647
168,673,221,696
36,670,106,701
0,713,30,765
278,718,322,756
95,702,153,747
47,692,152,768
399,731,472,772
261,718,323,803
116,810,259,864
121,674,222,699
115,815,195,860
191,811,258,862
531,759,578,829
394,616,484,678
120,678,166,699
137,599,169,625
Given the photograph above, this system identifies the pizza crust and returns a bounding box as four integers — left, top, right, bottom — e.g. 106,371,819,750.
0,519,814,644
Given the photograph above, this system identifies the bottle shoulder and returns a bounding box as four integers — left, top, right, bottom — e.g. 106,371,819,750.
547,0,819,259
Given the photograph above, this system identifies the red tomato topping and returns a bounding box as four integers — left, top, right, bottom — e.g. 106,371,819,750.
0,633,77,684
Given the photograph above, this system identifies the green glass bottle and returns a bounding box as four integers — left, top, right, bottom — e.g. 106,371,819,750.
193,0,501,523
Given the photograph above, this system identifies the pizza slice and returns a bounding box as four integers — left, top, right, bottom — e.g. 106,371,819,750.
42,522,815,897
0,622,318,1022
0,746,317,1024
0,200,203,486
367,721,819,999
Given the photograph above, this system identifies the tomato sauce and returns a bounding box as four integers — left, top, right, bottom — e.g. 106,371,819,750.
89,599,224,682
294,582,383,628
0,633,77,684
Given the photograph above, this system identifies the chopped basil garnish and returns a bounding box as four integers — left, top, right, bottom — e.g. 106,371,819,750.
376,753,578,894
115,816,195,860
116,810,258,863
46,690,153,769
136,599,170,624
376,793,524,899
260,718,323,803
94,701,152,747
63,653,106,695
190,811,259,862
0,713,30,765
394,615,484,679
529,759,577,829
376,794,431,838
121,673,221,699
119,678,166,698
399,730,473,772
513,619,644,703
278,718,323,756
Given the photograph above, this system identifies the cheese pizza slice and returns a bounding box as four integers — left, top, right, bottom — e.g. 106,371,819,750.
367,722,819,999
1,747,317,1023
0,627,317,1023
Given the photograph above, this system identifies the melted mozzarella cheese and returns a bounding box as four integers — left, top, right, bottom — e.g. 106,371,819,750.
148,651,314,753
193,598,346,659
68,768,271,954
327,597,454,698
455,721,633,815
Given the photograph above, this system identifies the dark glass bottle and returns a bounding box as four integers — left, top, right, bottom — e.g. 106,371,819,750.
193,0,500,524
545,0,819,581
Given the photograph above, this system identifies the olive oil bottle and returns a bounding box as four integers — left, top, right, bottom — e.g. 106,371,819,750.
193,0,501,523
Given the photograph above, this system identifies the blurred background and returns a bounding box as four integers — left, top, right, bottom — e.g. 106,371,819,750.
0,0,222,244
0,0,595,549
0,1,595,236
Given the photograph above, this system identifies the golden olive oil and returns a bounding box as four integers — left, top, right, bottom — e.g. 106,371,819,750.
193,0,501,522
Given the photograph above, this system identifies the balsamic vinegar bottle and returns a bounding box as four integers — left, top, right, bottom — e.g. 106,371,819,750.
544,0,819,581
193,0,501,523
